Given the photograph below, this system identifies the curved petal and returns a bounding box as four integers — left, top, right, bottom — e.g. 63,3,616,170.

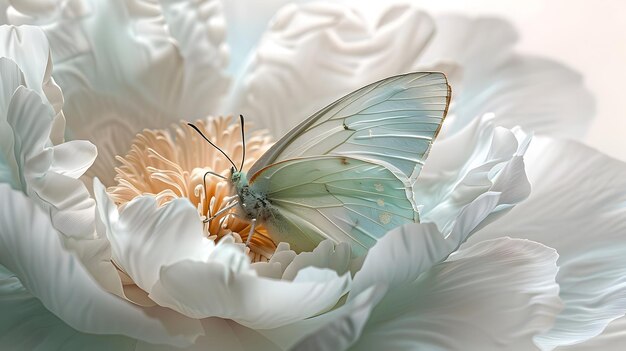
7,1,230,185
94,178,212,292
229,2,435,135
0,1,8,23
150,256,351,329
349,222,455,301
234,6,592,141
0,57,22,184
416,115,532,233
288,286,386,351
414,15,594,138
558,316,626,351
0,25,63,113
1,62,96,238
469,138,626,349
251,242,297,279
221,0,302,75
350,238,562,351
63,235,127,298
349,189,502,300
417,16,517,74
137,318,282,351
96,179,351,329
281,239,352,280
0,265,136,351
0,184,204,347
50,140,97,178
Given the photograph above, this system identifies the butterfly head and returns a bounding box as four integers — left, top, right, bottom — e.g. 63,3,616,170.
187,114,250,188
230,168,248,188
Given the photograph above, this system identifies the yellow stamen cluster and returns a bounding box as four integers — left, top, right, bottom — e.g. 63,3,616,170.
108,116,277,261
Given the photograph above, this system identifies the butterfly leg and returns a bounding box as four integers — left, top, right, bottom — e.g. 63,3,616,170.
204,200,239,224
245,219,257,247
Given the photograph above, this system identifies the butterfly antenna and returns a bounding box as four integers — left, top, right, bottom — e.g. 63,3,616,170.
187,123,238,171
239,114,246,171
203,170,226,182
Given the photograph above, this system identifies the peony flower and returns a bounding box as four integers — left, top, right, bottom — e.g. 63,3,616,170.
1,2,625,351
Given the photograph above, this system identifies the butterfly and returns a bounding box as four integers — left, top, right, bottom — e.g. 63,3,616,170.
189,72,451,256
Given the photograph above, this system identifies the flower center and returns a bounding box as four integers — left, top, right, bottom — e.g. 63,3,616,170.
107,116,276,261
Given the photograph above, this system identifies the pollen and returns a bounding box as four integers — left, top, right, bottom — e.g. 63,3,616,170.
108,116,277,262
374,183,385,192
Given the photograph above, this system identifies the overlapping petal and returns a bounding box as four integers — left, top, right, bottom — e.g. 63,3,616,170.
232,3,593,143
470,138,626,349
0,266,136,351
416,15,594,138
230,2,435,135
7,0,230,185
95,180,351,329
415,114,531,234
560,316,626,351
0,184,204,348
349,238,562,351
0,26,97,238
137,319,284,351
221,0,302,75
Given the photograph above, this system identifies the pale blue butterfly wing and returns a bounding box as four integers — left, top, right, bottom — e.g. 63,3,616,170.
248,72,451,182
249,156,417,255
247,72,450,254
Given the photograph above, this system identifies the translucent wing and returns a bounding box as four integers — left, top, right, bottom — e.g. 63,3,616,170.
248,72,451,182
249,156,417,255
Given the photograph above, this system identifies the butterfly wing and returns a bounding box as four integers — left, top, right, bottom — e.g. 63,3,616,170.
248,72,451,183
249,155,417,255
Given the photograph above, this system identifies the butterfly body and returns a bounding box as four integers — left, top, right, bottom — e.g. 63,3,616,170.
231,169,276,222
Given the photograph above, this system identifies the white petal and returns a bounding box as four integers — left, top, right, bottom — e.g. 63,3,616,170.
282,239,352,280
50,140,97,178
0,25,63,113
288,286,386,351
0,1,8,23
0,57,24,187
0,28,97,239
221,0,301,75
6,85,54,177
558,316,626,351
470,138,626,349
137,318,282,351
0,266,136,351
350,191,501,300
7,84,96,238
63,236,126,298
417,16,517,74
0,184,203,347
96,179,351,328
7,2,230,185
349,223,452,300
158,0,230,117
251,242,297,279
416,115,531,233
94,178,212,292
350,238,562,351
231,2,435,136
416,15,594,138
151,259,351,329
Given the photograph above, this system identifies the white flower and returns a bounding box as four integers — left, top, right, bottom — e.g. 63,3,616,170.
0,2,623,351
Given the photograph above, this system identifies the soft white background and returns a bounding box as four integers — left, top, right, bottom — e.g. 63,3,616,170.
375,0,626,161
